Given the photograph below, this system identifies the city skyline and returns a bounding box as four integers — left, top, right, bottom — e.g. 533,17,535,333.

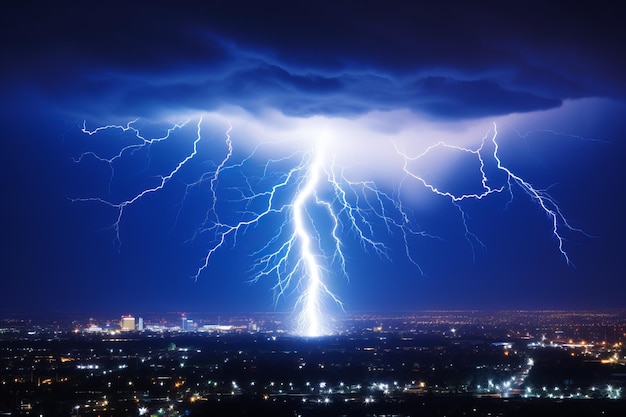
2,309,624,416
1,2,625,318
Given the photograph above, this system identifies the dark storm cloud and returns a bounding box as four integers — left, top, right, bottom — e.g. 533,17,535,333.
1,1,624,119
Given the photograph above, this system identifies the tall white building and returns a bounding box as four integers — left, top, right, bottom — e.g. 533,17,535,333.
182,316,194,331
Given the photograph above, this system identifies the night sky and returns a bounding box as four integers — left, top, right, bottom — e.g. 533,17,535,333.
1,2,625,318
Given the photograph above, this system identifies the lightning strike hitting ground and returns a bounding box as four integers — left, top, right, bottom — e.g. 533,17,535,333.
73,118,584,336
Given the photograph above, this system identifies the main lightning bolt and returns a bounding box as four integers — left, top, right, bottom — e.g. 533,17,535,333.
72,118,585,336
291,140,331,336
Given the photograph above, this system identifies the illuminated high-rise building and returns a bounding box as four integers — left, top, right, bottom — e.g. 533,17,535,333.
181,314,194,331
120,316,135,331
137,317,144,331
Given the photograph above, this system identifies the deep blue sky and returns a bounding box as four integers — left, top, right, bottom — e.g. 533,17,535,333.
1,1,625,317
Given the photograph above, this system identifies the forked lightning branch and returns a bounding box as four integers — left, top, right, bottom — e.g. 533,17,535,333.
73,117,583,336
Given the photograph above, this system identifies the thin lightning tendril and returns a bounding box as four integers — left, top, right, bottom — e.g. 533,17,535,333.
73,119,585,336
395,123,587,265
72,119,197,247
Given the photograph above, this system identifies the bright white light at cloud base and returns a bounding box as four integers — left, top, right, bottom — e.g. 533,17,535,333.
197,109,492,186
75,107,586,337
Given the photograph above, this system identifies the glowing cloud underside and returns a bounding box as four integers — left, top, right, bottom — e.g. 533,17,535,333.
74,114,584,337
